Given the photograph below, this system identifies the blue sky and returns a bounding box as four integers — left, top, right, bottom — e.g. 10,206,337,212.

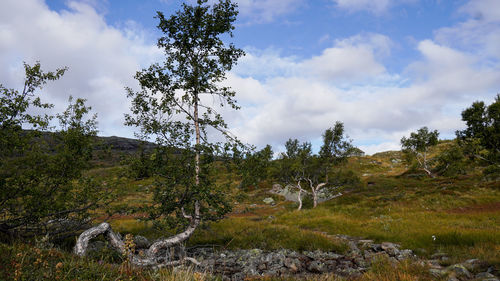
1,0,499,154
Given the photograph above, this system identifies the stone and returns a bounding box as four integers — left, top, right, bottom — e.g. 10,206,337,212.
284,258,302,273
447,264,473,280
262,197,275,205
462,258,487,272
371,243,383,251
476,272,497,280
380,242,400,256
396,249,414,261
133,235,151,249
307,260,326,273
429,268,449,278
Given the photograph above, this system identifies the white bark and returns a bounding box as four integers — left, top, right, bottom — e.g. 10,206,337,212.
296,180,304,210
74,201,201,267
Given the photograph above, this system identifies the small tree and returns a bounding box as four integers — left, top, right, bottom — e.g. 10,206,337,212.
278,128,353,210
401,127,439,177
239,144,273,189
319,121,353,182
0,63,107,241
456,95,499,175
276,139,310,210
75,0,244,266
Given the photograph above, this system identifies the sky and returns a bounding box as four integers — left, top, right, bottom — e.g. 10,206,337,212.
1,0,499,155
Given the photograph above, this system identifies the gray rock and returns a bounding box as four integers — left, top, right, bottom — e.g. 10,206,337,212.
262,197,275,204
133,235,151,249
447,264,473,279
429,268,449,278
380,242,400,256
462,258,487,272
307,260,325,273
284,257,302,273
476,272,498,280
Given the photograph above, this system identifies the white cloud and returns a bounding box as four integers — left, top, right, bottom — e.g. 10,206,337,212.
201,0,304,24
459,0,500,22
0,0,161,137
331,0,417,15
221,16,500,153
1,0,499,156
236,0,304,23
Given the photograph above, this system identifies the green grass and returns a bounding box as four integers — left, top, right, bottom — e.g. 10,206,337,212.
0,242,219,281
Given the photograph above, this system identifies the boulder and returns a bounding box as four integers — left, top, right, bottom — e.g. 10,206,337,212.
475,272,499,281
262,197,275,205
380,242,400,256
133,235,151,249
307,260,326,273
447,264,473,280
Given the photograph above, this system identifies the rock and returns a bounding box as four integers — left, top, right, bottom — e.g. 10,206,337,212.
396,249,414,261
371,243,383,252
133,235,151,249
380,242,400,256
447,277,460,281
429,268,449,278
284,258,302,273
476,272,498,280
447,264,473,280
307,260,325,273
462,258,488,272
428,259,443,269
270,184,283,193
262,197,275,205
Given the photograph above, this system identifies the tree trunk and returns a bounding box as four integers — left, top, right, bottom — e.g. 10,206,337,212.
74,94,203,266
297,180,303,211
312,191,317,208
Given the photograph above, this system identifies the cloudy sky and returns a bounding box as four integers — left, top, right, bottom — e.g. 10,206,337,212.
1,0,499,154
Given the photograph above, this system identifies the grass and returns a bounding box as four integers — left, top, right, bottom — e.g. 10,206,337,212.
0,242,219,281
4,141,499,280
273,174,500,266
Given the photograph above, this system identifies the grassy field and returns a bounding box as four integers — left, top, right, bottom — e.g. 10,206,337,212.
1,145,499,280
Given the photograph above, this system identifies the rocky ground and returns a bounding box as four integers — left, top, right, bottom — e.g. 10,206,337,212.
119,234,500,280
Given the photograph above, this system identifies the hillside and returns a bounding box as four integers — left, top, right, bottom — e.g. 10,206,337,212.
2,137,499,280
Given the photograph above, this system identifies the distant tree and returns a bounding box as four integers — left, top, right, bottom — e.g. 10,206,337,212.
401,127,439,177
348,147,365,157
456,95,499,175
284,140,313,210
239,144,273,189
0,62,108,241
75,0,244,266
319,121,353,182
434,142,467,177
278,124,353,210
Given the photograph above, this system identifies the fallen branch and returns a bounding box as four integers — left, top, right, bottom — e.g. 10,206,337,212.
74,201,201,267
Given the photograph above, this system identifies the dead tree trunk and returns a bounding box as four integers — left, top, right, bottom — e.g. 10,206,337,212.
74,202,201,267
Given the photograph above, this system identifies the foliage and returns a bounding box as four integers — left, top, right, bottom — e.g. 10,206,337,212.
0,62,109,241
276,123,354,208
401,127,439,177
124,142,154,180
456,94,500,176
434,142,468,177
124,0,244,231
319,122,353,179
238,144,273,189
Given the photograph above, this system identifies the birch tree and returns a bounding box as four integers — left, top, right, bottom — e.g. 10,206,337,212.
75,0,244,266
401,127,439,177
